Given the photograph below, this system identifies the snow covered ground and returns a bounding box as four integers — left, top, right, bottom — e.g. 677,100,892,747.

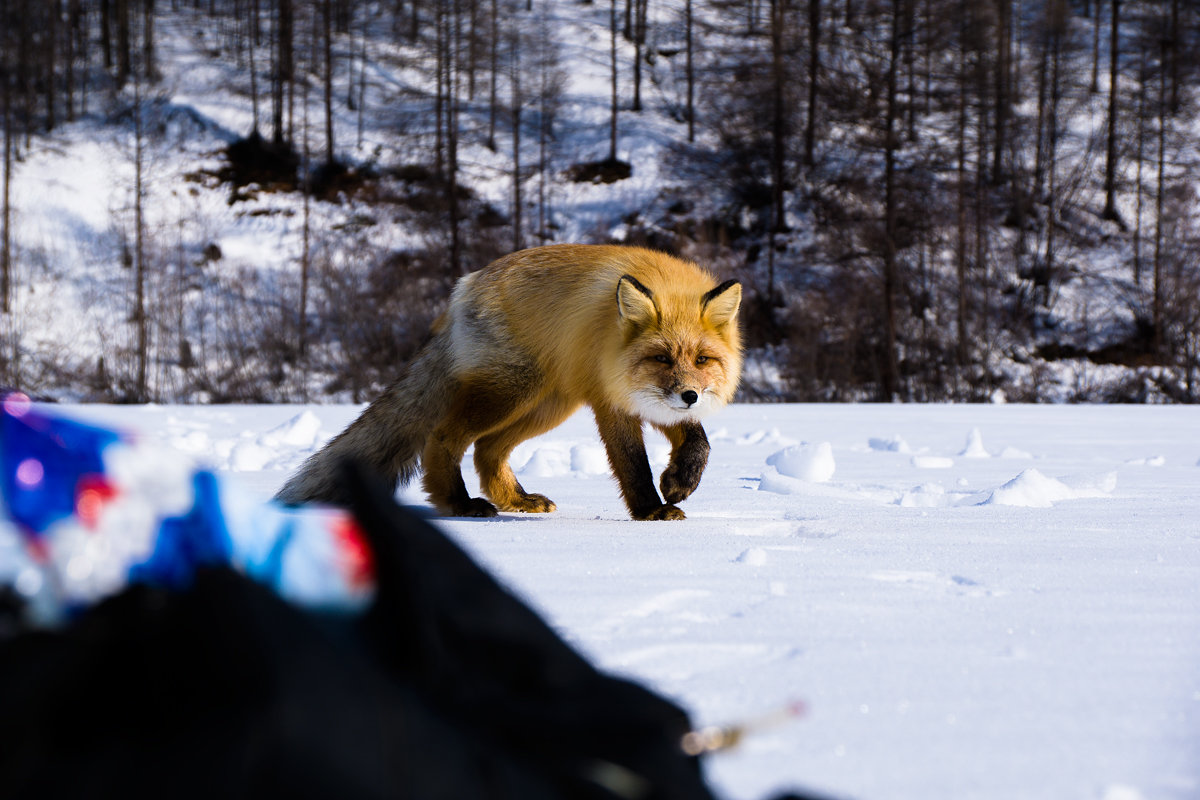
47,400,1200,800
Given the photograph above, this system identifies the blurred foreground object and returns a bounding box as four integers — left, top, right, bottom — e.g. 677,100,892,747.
0,392,372,626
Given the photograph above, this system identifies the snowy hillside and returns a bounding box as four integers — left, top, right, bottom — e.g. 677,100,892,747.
29,400,1197,800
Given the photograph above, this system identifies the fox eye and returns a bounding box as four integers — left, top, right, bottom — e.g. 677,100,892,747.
695,355,710,366
654,354,673,365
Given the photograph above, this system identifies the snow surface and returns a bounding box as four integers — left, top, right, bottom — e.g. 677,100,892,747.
49,401,1200,800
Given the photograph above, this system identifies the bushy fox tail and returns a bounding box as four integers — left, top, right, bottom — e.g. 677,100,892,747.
274,333,456,507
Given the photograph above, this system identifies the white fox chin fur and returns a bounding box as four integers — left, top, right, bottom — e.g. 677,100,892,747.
629,388,722,427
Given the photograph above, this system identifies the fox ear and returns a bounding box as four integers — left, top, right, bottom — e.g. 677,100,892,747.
616,275,659,328
701,279,742,329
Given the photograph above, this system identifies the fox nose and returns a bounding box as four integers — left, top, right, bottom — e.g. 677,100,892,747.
681,389,699,406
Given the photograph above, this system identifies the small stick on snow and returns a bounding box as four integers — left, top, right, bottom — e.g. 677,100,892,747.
681,699,807,756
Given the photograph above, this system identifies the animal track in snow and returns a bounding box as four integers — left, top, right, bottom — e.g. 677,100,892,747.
869,570,1000,597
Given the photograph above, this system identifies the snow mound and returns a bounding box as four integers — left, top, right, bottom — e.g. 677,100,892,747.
766,442,835,483
978,469,1116,508
734,547,768,566
569,443,610,476
1125,455,1165,467
868,435,912,454
229,440,276,472
960,427,990,458
999,445,1033,459
519,447,571,478
899,484,947,507
263,410,325,449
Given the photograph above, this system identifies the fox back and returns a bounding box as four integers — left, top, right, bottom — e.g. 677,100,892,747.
454,244,742,424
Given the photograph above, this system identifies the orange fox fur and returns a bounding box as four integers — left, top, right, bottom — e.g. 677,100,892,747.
275,244,742,520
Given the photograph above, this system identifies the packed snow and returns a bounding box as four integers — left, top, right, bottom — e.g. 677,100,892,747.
32,400,1199,800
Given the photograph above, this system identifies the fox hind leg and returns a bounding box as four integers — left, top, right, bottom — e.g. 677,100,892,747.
474,395,576,513
422,378,536,517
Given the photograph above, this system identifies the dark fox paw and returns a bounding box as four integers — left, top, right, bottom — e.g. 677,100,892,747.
633,503,686,521
500,492,557,513
660,464,703,504
446,497,499,517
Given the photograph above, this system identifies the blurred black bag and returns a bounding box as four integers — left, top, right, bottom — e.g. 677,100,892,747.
0,464,715,800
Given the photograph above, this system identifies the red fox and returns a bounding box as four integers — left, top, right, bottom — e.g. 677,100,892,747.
275,244,742,520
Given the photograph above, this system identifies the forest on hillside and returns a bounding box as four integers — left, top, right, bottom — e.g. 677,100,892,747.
1,0,1198,404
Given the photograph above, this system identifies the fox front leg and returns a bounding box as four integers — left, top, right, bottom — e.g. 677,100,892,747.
655,420,710,504
594,406,686,521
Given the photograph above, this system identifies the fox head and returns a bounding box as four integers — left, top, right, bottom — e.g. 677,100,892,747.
615,273,742,426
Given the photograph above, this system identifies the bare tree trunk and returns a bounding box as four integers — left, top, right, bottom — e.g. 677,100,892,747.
1167,0,1179,113
447,0,461,274
249,0,259,131
133,75,149,402
466,0,479,100
434,0,445,175
357,6,367,148
300,78,310,361
1153,41,1165,359
631,0,645,112
273,0,294,145
143,0,156,81
881,0,901,401
66,0,81,121
685,0,694,142
1043,12,1062,308
101,0,113,70
1101,0,1122,226
322,0,335,164
769,0,786,238
486,0,497,150
1,40,12,315
992,0,1010,182
609,0,618,161
1132,46,1145,285
803,0,820,167
116,0,131,88
955,1,968,374
511,22,523,251
45,0,58,130
537,16,549,242
1032,11,1049,200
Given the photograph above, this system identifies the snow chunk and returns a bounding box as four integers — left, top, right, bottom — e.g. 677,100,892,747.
978,469,1115,508
869,435,911,454
734,547,768,566
229,440,275,472
570,443,610,476
758,468,805,495
766,442,835,483
520,447,570,478
960,427,990,458
899,484,947,507
264,410,324,449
